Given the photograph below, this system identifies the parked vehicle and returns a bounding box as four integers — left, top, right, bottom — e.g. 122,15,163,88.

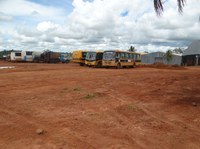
41,51,61,63
72,50,87,66
60,53,72,63
102,50,138,68
133,52,142,65
21,51,34,62
85,51,103,67
32,50,60,63
10,51,22,62
31,51,42,62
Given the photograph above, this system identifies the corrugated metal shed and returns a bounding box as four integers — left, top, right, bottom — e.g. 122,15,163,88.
183,40,200,56
182,40,200,66
141,52,182,65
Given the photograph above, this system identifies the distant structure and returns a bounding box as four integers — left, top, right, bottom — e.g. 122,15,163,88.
10,51,23,62
141,52,182,65
182,40,200,66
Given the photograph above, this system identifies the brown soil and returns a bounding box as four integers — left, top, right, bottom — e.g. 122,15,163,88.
138,62,186,70
0,61,200,149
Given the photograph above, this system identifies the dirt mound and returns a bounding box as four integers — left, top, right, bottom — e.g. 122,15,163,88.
138,62,186,70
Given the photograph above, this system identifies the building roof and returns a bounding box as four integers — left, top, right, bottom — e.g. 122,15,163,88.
183,40,200,56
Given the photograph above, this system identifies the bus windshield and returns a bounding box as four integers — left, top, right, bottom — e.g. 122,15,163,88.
86,52,96,61
103,52,115,60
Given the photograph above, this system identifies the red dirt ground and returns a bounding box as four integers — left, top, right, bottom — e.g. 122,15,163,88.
0,61,200,149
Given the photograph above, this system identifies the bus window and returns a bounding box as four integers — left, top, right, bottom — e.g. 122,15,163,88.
103,51,115,60
15,53,21,56
136,54,140,60
26,51,32,55
96,53,103,60
121,53,125,59
131,53,134,59
125,53,129,59
116,52,120,59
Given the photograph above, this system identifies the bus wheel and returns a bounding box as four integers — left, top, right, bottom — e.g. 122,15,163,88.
117,63,122,69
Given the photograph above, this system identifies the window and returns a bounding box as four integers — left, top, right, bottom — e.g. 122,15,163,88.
125,53,129,59
26,51,32,55
96,53,103,60
121,52,125,59
116,52,120,58
82,52,87,58
103,52,115,60
15,53,21,56
128,53,132,59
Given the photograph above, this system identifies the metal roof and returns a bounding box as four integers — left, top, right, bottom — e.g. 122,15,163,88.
183,40,200,56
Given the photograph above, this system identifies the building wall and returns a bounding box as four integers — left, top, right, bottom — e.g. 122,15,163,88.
141,52,182,65
182,54,200,66
182,40,200,66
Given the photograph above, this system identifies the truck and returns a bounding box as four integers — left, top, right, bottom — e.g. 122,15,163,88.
33,51,60,63
41,51,61,63
72,50,87,66
60,53,72,63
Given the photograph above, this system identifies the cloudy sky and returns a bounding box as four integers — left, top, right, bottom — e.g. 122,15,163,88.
0,0,199,52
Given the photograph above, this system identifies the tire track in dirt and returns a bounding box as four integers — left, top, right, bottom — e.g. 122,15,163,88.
141,107,200,134
0,105,98,148
105,90,200,135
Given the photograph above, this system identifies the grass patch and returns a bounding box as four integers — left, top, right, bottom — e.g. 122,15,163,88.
63,87,68,90
60,87,68,93
84,93,95,100
73,87,82,91
88,112,99,116
127,104,138,110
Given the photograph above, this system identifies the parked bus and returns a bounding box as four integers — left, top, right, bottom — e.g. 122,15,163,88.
133,52,142,65
72,50,87,66
10,51,22,62
102,50,139,68
85,51,103,67
21,51,33,62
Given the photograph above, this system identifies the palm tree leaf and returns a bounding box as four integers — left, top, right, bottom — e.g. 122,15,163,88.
154,0,186,15
154,0,163,16
177,0,185,13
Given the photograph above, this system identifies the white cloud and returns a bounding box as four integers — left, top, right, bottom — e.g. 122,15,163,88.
0,12,13,21
0,0,65,18
0,0,200,52
37,21,60,32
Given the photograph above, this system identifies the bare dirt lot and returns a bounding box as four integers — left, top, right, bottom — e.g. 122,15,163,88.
0,61,200,149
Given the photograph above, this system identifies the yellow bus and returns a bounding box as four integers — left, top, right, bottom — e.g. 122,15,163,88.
85,51,103,68
102,50,139,68
133,52,141,65
72,50,87,66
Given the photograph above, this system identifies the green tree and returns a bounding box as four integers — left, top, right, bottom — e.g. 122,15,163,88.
165,50,173,64
173,48,183,54
154,0,185,15
128,46,136,52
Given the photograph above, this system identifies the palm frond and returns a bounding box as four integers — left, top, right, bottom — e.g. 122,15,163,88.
177,0,185,13
154,0,163,16
154,0,186,15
